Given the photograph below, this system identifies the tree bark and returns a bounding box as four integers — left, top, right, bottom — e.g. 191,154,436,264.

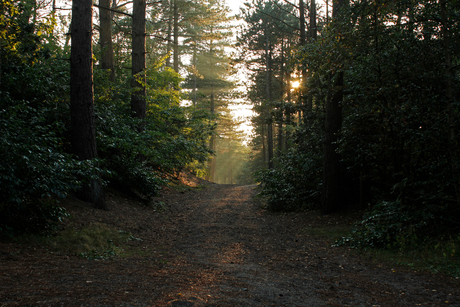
70,0,105,209
299,0,306,46
166,0,173,68
173,0,179,73
262,124,266,166
266,29,274,169
440,0,460,204
131,0,146,119
321,0,346,215
299,0,308,121
309,0,317,41
192,42,197,105
322,71,343,214
99,0,115,81
209,90,216,181
205,86,216,181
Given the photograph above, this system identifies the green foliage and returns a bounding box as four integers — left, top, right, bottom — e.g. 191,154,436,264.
0,37,100,234
94,61,213,198
256,145,322,211
0,199,69,236
0,0,55,66
255,106,324,211
36,222,137,259
0,0,216,235
0,100,102,234
337,199,460,251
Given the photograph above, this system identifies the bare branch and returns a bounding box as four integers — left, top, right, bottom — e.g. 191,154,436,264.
252,6,300,31
281,0,298,10
94,4,132,17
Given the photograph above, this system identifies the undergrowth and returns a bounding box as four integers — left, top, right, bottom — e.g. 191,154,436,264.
23,222,141,260
333,200,460,277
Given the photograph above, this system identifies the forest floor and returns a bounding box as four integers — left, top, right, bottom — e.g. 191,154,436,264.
1,172,460,306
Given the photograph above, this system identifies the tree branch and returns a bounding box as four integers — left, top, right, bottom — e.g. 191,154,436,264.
281,0,298,10
253,6,300,31
273,1,299,21
94,4,132,17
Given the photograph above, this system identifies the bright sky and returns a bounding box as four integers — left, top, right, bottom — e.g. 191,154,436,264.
227,0,245,15
224,1,255,142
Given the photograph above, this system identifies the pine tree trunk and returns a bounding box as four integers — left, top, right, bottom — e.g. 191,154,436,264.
206,88,216,181
321,0,346,215
285,54,292,150
322,71,343,214
165,0,173,68
99,0,115,81
266,32,274,169
299,1,306,45
70,0,105,209
440,0,460,204
173,0,179,73
299,0,308,121
262,124,267,166
278,38,285,157
309,0,317,41
192,43,197,105
131,0,146,119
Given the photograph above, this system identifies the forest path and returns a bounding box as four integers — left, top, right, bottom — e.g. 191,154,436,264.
164,184,322,306
1,183,459,306
152,184,459,306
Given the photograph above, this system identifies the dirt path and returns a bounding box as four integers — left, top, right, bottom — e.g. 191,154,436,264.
1,183,460,306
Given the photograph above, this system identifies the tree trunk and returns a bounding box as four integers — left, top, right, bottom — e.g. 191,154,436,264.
440,0,460,204
322,71,343,214
299,0,306,45
299,0,308,121
266,30,274,169
173,0,179,73
165,0,173,68
99,0,115,81
321,0,346,215
262,124,267,166
192,42,197,105
131,0,146,119
278,38,285,157
285,43,292,150
70,0,105,209
206,87,216,181
309,0,317,41
277,121,283,157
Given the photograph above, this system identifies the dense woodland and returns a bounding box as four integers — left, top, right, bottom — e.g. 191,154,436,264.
1,0,460,259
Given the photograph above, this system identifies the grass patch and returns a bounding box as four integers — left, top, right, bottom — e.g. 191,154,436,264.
304,225,353,242
21,222,141,259
167,178,206,194
305,223,460,278
351,238,460,278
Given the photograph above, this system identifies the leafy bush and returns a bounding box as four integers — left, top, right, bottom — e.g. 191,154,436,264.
0,200,69,236
0,100,103,234
257,147,322,211
94,66,213,198
337,199,460,251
